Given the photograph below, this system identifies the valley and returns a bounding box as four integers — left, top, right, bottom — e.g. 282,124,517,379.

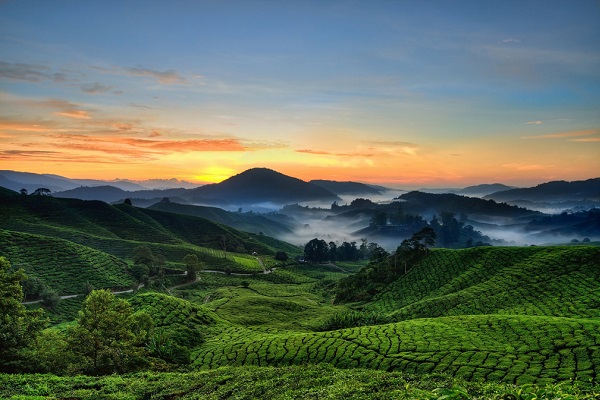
1,173,599,398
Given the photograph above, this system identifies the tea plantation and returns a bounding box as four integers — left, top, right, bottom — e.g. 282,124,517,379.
1,189,600,398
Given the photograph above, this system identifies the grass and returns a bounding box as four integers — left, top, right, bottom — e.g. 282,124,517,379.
192,314,600,385
1,365,599,399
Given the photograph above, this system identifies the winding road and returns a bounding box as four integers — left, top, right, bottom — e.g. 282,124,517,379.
22,257,275,305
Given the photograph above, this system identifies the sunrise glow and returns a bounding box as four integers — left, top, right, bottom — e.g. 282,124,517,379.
0,1,598,188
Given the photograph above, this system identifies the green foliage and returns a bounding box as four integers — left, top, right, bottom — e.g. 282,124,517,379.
318,310,391,331
0,256,46,372
67,289,153,374
335,227,436,303
2,365,597,399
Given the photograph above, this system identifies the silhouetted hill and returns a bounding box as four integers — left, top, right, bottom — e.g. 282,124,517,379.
53,186,191,204
309,180,385,196
53,185,130,202
148,200,295,237
0,169,198,193
0,170,78,192
186,168,340,205
456,183,515,197
484,178,600,203
397,191,541,218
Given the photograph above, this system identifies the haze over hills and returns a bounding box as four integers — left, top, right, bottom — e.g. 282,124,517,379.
309,179,386,196
484,178,600,203
0,170,199,192
148,200,295,237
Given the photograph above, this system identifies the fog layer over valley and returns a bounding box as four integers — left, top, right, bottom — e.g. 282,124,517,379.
2,169,599,248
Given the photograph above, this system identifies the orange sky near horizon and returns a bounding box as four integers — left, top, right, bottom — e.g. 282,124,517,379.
1,1,599,189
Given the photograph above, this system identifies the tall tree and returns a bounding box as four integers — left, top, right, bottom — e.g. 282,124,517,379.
304,238,329,263
0,257,46,372
183,254,199,281
67,289,152,374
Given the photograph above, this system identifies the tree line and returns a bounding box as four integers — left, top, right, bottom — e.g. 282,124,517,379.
303,238,386,263
0,255,201,375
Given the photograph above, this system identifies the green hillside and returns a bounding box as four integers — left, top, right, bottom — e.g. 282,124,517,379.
148,201,294,237
369,246,600,320
0,229,133,295
2,185,600,394
183,246,600,385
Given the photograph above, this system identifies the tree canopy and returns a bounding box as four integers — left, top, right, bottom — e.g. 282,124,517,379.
0,257,46,372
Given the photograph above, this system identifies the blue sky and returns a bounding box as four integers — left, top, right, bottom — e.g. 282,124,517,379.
0,0,598,186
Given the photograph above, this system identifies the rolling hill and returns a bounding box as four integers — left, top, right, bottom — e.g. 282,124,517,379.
147,200,295,237
0,186,300,296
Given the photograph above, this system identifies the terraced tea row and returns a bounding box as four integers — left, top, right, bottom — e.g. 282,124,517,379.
371,246,600,320
0,229,133,294
194,314,600,385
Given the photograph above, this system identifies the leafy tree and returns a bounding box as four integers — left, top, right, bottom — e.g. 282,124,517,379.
370,211,387,227
22,276,45,300
328,242,337,262
32,187,51,196
274,251,289,262
33,329,73,374
133,246,157,276
124,198,133,206
183,254,199,281
19,188,28,195
0,257,46,372
304,238,329,263
40,287,61,309
67,289,153,375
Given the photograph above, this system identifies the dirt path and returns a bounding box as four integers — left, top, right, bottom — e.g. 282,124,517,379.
22,260,277,304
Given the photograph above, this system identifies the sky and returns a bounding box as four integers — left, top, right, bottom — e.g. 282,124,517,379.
0,0,599,188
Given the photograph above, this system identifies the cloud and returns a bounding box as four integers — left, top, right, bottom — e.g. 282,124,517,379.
130,103,153,109
296,149,376,157
521,129,599,139
502,163,553,171
571,137,600,142
500,38,521,44
527,120,543,125
364,140,419,156
93,65,186,85
54,110,91,119
48,134,249,154
0,61,73,83
81,82,113,94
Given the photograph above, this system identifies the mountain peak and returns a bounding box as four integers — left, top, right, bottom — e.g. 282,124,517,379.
189,167,339,204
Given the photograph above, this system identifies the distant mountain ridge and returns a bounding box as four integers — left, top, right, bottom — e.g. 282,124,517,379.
484,178,600,203
309,179,386,195
0,170,199,192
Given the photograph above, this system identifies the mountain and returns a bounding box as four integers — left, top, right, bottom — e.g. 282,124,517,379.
396,191,541,218
309,179,386,196
416,183,515,197
52,186,191,204
0,170,199,193
456,183,515,197
186,167,340,205
53,185,130,202
125,178,199,190
148,200,295,237
0,170,79,192
484,178,600,203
